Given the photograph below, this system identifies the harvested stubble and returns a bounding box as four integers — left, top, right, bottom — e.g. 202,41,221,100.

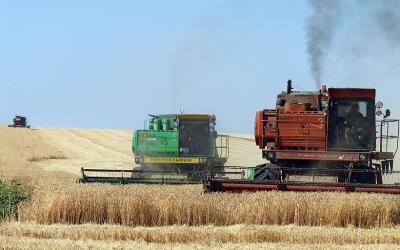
2,222,400,245
0,125,69,181
2,235,397,250
20,183,400,228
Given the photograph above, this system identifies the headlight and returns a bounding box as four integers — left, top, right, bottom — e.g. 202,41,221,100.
199,158,207,164
359,154,367,161
267,151,275,160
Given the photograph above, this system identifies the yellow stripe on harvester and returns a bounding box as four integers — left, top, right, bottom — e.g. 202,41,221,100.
143,157,200,164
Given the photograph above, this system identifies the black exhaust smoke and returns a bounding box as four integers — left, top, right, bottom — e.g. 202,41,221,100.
306,0,400,89
306,0,343,89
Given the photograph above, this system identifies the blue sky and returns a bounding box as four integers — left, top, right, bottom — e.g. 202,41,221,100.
0,1,398,132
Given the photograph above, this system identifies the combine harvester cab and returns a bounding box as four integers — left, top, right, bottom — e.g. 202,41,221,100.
206,80,400,194
80,114,229,184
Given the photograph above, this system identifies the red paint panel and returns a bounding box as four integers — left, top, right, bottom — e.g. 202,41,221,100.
274,151,361,161
278,117,325,137
277,138,325,149
328,88,375,98
207,182,400,194
277,113,326,150
254,111,264,148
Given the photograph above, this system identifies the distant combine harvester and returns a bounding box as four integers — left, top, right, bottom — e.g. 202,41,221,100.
8,115,30,129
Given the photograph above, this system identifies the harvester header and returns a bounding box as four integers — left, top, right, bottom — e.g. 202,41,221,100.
80,113,228,184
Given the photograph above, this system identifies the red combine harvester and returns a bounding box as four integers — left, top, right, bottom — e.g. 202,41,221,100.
206,80,400,194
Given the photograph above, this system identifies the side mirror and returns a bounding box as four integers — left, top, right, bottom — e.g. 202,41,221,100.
385,109,391,118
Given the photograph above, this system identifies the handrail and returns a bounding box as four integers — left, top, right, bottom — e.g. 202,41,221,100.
377,119,399,156
216,135,229,159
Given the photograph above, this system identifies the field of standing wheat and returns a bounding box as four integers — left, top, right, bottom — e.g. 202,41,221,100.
1,125,400,249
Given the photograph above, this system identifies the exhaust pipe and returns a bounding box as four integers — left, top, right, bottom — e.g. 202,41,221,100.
287,79,293,94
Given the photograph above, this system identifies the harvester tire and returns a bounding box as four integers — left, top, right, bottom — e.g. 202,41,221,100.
254,163,280,181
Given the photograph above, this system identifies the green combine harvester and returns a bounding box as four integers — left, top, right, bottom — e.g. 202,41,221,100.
80,114,229,184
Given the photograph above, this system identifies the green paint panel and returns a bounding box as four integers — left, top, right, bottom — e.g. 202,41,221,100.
131,114,228,168
133,130,179,157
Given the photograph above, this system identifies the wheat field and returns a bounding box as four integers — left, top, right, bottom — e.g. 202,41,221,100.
1,125,400,249
19,184,400,228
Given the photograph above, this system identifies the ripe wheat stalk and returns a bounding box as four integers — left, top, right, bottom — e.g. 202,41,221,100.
19,183,400,228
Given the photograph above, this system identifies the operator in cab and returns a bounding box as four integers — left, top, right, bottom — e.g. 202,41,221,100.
344,103,367,148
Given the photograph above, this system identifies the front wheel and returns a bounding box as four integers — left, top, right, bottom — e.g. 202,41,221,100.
253,163,281,181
